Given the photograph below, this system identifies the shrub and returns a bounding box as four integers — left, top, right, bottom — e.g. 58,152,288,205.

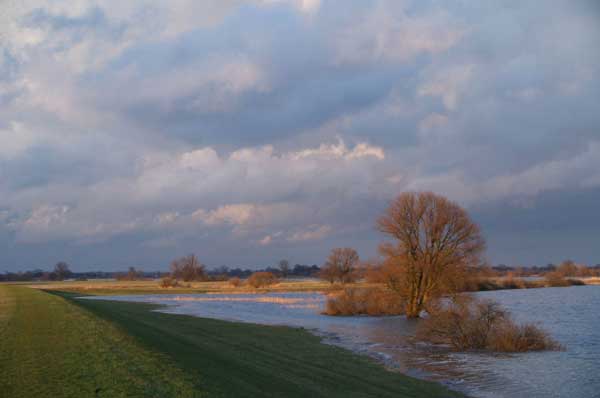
417,296,561,352
324,288,405,316
567,278,585,286
463,278,499,291
544,272,571,287
488,322,562,352
463,277,542,292
228,277,242,287
500,277,526,289
160,276,179,288
247,272,278,288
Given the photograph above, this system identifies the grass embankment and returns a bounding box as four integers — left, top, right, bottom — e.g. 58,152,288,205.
0,285,198,398
0,285,463,397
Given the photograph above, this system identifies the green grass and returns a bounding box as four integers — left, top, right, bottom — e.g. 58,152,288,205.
0,285,199,398
1,285,464,398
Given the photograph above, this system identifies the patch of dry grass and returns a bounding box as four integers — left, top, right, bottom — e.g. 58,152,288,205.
26,273,594,298
27,278,380,295
324,288,405,316
580,277,600,285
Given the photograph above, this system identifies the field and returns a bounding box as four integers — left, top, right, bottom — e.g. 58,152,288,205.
0,284,463,398
25,278,369,295
24,275,598,297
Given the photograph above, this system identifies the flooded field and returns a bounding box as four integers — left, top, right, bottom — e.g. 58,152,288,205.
84,286,600,398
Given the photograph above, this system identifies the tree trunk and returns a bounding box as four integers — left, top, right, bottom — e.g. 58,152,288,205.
405,298,421,318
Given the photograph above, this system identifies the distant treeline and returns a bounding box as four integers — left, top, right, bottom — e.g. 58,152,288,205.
213,264,320,279
3,261,599,282
485,262,600,277
0,263,321,282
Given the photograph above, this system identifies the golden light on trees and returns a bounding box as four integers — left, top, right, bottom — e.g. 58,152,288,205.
377,192,485,318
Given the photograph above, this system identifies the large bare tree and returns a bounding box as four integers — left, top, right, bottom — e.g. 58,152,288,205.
377,192,485,318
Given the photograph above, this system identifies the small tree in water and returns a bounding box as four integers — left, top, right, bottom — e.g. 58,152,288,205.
377,192,485,318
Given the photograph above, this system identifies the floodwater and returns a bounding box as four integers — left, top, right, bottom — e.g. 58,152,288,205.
84,286,600,398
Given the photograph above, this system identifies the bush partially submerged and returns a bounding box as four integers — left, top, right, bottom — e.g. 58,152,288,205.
324,288,405,316
247,272,279,288
463,277,541,291
544,272,584,287
417,296,562,352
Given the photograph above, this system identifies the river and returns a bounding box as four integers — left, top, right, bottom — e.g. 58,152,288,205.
84,285,600,398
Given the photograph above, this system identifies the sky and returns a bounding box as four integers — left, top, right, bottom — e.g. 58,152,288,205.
1,0,599,271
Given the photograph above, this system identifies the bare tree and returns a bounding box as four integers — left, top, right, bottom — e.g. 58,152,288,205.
118,266,143,281
170,254,206,282
53,262,71,281
377,192,485,318
318,264,338,284
278,259,290,278
319,248,360,284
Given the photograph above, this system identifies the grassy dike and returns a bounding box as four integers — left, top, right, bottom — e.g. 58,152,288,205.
1,285,464,398
0,285,199,398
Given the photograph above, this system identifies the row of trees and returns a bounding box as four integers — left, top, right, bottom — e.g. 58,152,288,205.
0,262,74,282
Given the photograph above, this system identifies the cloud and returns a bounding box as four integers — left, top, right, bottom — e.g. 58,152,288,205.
14,204,140,244
258,235,273,246
287,224,332,242
290,139,384,160
4,139,388,245
1,0,599,269
334,1,465,65
418,64,475,110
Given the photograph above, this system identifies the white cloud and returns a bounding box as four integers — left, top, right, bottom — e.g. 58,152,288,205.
258,235,272,245
199,204,257,226
287,224,331,242
3,139,387,244
291,139,384,160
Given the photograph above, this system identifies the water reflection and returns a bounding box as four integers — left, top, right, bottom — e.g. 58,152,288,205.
83,286,600,398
